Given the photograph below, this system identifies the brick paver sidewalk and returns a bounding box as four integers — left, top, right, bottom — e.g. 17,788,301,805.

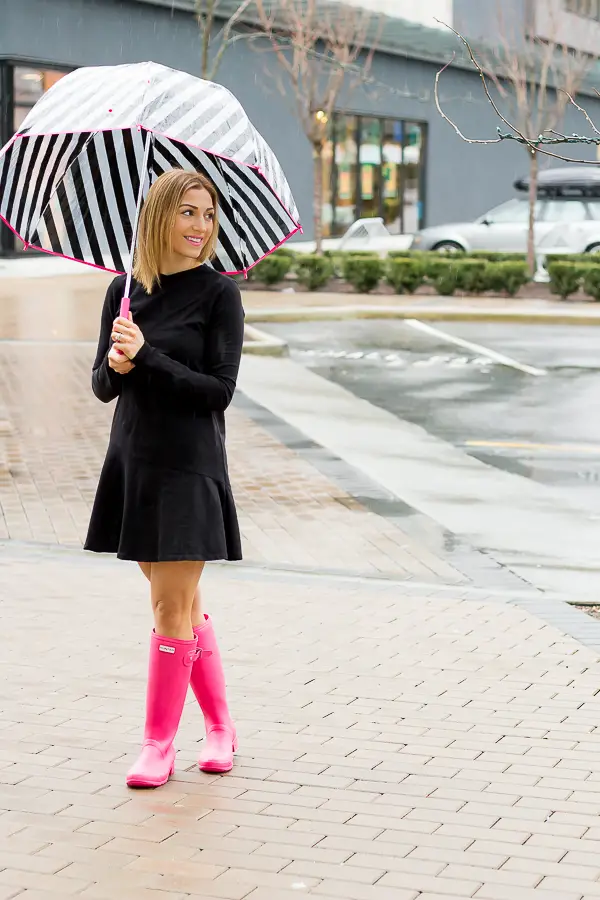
4,272,600,899
2,543,600,900
0,342,465,584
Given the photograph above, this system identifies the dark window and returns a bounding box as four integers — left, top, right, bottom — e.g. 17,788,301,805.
0,63,70,255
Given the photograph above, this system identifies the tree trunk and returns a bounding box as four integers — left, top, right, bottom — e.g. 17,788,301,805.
198,0,214,80
527,150,538,278
313,143,324,256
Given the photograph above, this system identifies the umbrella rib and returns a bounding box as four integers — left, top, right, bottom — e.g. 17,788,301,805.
123,131,153,306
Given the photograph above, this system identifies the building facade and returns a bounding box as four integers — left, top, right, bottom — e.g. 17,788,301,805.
1,0,600,256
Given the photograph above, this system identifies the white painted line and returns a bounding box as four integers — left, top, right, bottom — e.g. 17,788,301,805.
404,319,547,377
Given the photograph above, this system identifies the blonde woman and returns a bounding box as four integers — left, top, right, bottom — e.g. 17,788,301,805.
85,170,244,788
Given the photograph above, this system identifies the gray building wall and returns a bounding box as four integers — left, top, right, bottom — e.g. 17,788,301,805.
2,0,600,239
453,0,528,41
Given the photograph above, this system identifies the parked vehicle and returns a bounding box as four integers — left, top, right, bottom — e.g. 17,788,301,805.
291,217,413,256
410,166,600,255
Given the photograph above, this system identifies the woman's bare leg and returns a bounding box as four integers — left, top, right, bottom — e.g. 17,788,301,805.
190,582,203,628
150,561,204,640
138,562,204,629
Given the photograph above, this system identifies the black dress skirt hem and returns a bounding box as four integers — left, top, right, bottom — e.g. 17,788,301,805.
83,549,243,563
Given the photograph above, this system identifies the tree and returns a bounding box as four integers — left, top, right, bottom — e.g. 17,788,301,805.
195,0,254,81
435,10,593,275
254,0,378,255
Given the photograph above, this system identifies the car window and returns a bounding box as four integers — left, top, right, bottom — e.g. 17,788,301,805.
543,201,588,222
483,199,537,224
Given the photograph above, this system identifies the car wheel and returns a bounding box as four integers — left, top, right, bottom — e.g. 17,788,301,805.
585,243,600,254
431,241,465,253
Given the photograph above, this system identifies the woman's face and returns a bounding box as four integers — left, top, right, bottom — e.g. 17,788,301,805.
170,187,215,262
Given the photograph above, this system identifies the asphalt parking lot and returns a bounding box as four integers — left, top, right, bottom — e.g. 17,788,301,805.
258,319,600,516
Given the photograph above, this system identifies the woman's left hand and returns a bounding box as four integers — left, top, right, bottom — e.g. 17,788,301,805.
111,313,145,359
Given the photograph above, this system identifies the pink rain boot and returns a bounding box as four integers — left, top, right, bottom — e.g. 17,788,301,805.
126,631,198,788
190,614,237,773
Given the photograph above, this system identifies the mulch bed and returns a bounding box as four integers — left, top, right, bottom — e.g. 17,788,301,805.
242,277,598,302
574,605,600,620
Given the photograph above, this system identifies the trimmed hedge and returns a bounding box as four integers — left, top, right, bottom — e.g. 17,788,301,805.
387,258,425,294
583,266,600,301
251,251,293,286
386,257,529,297
295,254,334,291
244,247,533,295
467,251,526,263
547,262,586,300
546,260,600,300
545,253,599,266
387,249,432,259
484,261,529,296
342,254,384,293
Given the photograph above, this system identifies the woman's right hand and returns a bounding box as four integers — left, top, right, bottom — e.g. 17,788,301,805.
108,346,136,374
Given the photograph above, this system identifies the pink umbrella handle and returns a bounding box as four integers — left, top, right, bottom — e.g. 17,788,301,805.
111,296,131,357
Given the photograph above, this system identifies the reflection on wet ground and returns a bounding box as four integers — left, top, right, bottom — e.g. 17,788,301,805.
260,318,600,514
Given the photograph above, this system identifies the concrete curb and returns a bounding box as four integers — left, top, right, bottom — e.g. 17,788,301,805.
242,323,289,356
244,304,600,325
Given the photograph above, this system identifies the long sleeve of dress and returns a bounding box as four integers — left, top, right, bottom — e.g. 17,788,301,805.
133,280,244,413
91,279,123,404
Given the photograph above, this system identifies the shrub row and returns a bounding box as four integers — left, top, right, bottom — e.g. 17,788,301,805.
547,260,600,300
247,249,530,296
387,249,527,263
387,257,529,296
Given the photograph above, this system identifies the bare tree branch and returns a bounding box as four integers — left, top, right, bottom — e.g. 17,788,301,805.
434,20,528,147
560,88,600,138
196,0,255,81
253,0,379,254
210,0,254,79
433,9,596,274
435,57,503,145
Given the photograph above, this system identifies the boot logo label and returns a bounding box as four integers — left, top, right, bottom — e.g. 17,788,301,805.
159,644,176,654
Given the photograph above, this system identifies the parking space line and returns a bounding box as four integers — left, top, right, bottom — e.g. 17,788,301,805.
404,319,547,377
466,440,600,454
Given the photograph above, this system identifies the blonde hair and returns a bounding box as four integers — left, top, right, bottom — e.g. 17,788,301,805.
133,169,220,293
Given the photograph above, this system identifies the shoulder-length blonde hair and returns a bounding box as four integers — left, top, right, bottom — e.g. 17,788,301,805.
133,169,220,294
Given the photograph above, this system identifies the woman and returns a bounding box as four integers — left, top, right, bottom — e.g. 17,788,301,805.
85,169,244,789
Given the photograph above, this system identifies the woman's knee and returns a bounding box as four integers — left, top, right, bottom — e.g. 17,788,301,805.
152,591,191,621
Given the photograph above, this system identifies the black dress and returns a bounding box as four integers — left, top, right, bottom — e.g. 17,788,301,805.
84,265,244,563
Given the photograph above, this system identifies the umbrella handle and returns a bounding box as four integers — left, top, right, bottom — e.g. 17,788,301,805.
111,296,131,356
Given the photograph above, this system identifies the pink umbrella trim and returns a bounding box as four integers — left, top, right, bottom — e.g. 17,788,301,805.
3,127,301,230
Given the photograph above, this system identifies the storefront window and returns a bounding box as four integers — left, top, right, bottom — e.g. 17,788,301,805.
332,115,358,234
382,119,403,234
13,66,68,131
328,112,426,236
358,118,382,221
402,122,424,234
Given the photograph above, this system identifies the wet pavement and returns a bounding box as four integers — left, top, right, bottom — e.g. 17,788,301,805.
257,320,600,517
7,271,600,896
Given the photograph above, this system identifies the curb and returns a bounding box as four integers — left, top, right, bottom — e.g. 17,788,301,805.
244,304,600,326
242,324,289,356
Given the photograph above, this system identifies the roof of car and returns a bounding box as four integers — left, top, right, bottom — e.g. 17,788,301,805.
515,167,600,195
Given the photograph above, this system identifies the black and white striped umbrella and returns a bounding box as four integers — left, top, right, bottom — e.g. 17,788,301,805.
0,61,301,277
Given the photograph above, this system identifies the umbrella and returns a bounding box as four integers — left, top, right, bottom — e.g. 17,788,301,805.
0,61,301,315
